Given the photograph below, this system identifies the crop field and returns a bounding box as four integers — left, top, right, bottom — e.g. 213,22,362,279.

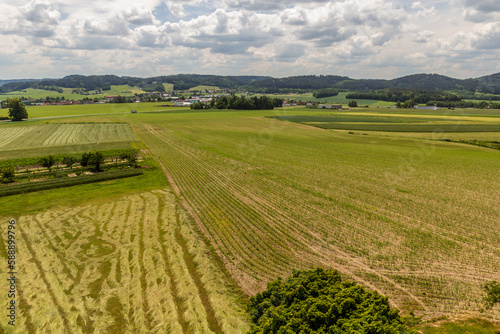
126,109,500,320
269,91,394,105
16,102,174,119
271,113,500,132
0,190,249,333
0,123,137,152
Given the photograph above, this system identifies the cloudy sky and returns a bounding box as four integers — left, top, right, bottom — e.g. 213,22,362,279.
1,0,499,80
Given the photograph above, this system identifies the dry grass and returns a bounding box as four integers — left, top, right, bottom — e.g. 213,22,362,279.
0,190,249,333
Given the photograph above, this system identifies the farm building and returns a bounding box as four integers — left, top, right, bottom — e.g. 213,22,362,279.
318,104,342,109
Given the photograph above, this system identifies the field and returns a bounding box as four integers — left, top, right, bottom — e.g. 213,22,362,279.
0,85,146,101
1,104,499,332
189,85,220,91
0,123,137,152
1,189,249,333
127,108,500,318
269,91,395,105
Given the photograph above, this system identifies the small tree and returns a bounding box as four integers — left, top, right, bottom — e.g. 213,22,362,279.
348,100,358,107
88,151,105,171
6,98,28,121
39,155,56,171
1,167,15,183
63,155,76,169
80,152,91,167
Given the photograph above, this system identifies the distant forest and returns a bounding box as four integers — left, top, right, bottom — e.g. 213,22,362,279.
2,72,500,99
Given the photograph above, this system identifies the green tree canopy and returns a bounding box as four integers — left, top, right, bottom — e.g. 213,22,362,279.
6,98,28,121
248,268,413,334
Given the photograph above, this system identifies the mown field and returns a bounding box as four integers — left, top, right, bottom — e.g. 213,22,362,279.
0,123,137,151
1,104,499,332
0,190,249,333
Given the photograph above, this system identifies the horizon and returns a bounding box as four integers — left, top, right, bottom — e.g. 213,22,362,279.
2,0,500,80
2,71,499,82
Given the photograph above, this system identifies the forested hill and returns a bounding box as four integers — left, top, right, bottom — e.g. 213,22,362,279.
1,72,500,94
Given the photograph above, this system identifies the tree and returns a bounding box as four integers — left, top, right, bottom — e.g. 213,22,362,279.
6,98,28,121
63,155,77,169
348,100,358,107
88,151,105,171
39,155,56,171
248,268,414,334
1,167,15,183
80,152,91,167
120,151,138,167
484,281,500,309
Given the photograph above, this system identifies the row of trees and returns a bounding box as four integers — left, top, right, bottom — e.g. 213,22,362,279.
346,89,462,104
192,95,283,110
38,151,138,172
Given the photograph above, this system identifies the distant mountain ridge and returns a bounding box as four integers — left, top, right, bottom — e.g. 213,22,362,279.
1,72,499,94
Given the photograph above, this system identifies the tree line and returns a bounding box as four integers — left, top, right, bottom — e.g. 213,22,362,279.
192,95,283,110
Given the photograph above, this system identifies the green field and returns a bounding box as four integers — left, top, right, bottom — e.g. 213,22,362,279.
269,91,395,105
0,85,147,101
1,104,499,332
189,85,220,91
0,102,187,119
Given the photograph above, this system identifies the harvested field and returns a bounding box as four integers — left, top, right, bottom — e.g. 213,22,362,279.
0,190,249,333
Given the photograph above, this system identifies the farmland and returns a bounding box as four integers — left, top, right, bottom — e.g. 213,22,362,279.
128,108,500,319
0,104,499,331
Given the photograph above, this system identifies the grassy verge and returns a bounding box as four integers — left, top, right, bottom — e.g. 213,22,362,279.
0,169,143,197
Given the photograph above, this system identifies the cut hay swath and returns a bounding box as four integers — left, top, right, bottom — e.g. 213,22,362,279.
0,190,249,333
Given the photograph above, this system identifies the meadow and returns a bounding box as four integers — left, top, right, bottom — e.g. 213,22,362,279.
269,91,395,105
0,104,499,332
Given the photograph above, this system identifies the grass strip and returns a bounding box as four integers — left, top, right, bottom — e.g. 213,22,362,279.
0,169,143,197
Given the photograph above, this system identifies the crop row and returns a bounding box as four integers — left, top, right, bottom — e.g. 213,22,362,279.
0,169,142,197
134,114,500,317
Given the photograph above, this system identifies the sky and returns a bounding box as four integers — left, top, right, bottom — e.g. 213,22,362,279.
1,0,500,80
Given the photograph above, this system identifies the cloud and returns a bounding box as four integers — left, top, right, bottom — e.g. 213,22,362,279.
1,0,61,37
122,5,160,26
414,30,434,43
